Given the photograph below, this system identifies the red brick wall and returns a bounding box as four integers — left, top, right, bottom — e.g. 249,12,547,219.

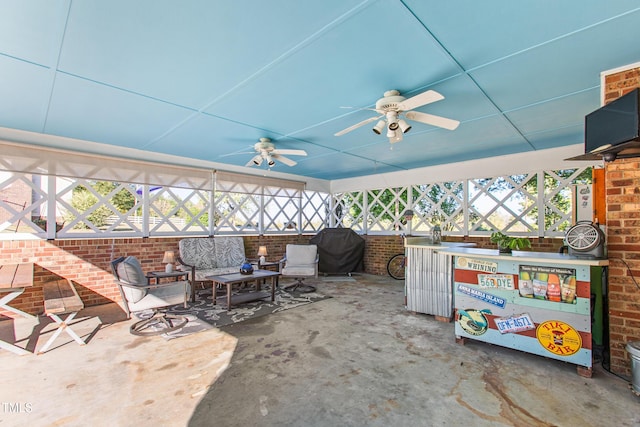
362,235,406,276
244,234,314,263
0,237,183,319
0,233,566,319
362,235,564,276
605,158,640,376
0,235,314,319
604,66,640,376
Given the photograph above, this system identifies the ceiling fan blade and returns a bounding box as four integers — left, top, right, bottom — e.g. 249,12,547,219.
334,116,381,136
397,90,444,111
272,153,297,166
405,111,460,130
273,149,307,156
220,150,254,158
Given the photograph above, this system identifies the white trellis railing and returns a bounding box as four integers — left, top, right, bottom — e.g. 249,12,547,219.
0,167,591,239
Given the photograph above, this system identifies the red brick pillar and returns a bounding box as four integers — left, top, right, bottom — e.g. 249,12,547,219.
605,159,640,376
603,66,640,376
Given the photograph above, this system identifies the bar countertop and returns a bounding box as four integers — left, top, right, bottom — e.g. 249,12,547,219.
404,237,476,250
435,246,608,266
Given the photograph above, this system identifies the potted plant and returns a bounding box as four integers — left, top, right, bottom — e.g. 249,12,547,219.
490,232,531,253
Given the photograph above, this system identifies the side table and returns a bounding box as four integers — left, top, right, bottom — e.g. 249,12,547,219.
146,271,189,284
258,261,280,287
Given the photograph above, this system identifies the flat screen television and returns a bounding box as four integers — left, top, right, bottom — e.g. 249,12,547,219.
585,88,640,159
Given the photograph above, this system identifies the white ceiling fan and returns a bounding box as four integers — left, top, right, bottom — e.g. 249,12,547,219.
335,89,460,143
245,138,307,167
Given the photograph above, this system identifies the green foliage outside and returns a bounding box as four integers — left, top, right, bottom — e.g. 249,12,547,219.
338,182,474,232
68,181,135,228
68,181,210,230
412,182,468,232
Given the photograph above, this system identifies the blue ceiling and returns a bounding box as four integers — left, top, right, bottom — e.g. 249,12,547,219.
1,1,639,180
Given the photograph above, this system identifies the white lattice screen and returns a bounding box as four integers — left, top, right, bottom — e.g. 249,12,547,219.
0,166,591,239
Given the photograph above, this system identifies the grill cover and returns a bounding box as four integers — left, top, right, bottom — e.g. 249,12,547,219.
310,228,365,274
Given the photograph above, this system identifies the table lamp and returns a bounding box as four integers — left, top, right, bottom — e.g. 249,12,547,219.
163,250,176,273
257,246,268,265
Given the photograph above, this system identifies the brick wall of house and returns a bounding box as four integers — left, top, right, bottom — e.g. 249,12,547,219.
603,65,640,377
0,237,182,319
244,234,314,263
606,159,640,376
362,235,564,276
0,235,316,319
1,233,565,319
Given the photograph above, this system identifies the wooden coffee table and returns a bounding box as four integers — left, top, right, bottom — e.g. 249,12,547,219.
205,270,280,311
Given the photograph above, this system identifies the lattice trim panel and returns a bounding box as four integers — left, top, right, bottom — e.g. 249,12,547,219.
411,182,465,234
468,174,538,235
301,191,330,233
0,167,591,239
331,191,365,232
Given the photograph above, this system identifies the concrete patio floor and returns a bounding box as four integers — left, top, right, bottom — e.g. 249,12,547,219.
0,274,638,427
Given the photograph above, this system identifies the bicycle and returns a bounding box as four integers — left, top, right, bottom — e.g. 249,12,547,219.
387,233,407,280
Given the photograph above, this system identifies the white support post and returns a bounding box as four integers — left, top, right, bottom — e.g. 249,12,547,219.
537,171,545,237
47,176,56,239
142,185,150,237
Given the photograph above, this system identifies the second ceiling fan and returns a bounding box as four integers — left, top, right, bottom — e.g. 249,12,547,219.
245,138,307,167
335,89,459,143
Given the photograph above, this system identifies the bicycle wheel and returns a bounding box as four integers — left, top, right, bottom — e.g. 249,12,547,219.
387,253,406,280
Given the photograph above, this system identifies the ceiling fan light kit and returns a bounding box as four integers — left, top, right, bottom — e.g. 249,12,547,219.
335,88,459,144
398,119,411,133
373,120,386,135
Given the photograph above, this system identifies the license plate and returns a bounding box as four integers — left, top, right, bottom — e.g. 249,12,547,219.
494,313,535,334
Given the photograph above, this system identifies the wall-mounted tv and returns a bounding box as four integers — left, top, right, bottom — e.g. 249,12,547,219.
585,88,640,161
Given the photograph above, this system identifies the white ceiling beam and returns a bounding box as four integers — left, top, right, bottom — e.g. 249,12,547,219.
330,144,602,193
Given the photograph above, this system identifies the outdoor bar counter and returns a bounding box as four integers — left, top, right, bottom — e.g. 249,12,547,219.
406,239,609,377
435,246,609,377
404,238,475,319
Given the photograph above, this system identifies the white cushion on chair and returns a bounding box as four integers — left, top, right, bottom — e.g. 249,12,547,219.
282,245,317,277
282,266,316,276
286,244,317,265
127,282,189,312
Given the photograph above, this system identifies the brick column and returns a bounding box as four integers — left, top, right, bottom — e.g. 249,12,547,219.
603,66,640,376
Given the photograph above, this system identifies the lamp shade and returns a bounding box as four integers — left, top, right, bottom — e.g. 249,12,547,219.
257,246,268,256
162,251,176,264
